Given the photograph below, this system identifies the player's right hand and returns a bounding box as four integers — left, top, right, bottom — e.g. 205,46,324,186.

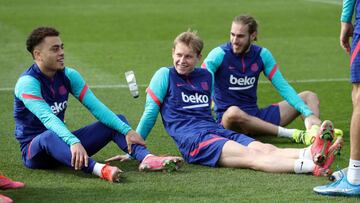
125,130,146,154
340,22,353,54
70,143,89,170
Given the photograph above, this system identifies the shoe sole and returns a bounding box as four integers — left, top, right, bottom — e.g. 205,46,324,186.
313,137,344,176
139,158,184,172
313,120,334,165
112,172,122,183
316,192,360,197
163,159,184,172
106,168,122,183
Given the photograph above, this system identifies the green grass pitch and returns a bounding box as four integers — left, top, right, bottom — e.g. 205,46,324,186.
0,0,357,202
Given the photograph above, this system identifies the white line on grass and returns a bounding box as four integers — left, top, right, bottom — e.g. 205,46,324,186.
305,0,342,5
0,78,349,92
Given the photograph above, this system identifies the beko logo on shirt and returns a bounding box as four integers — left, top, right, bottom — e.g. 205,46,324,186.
229,74,256,90
181,92,209,109
51,101,67,114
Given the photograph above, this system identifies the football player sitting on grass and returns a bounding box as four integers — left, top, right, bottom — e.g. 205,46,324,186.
13,27,183,183
107,30,343,176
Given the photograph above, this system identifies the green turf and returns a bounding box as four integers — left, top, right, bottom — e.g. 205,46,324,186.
0,0,357,202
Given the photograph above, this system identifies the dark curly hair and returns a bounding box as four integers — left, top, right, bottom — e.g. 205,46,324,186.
26,27,60,57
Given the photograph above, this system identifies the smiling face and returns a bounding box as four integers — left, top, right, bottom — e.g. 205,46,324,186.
33,36,64,75
172,42,201,76
230,22,257,55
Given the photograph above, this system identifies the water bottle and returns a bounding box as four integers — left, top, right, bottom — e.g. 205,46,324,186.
125,70,139,98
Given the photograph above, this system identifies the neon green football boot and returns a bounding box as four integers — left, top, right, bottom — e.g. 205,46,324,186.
334,128,343,138
292,125,319,145
292,125,343,146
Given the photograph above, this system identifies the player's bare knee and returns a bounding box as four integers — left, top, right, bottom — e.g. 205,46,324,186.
299,91,319,105
224,106,249,125
262,144,277,153
252,142,277,154
223,106,238,125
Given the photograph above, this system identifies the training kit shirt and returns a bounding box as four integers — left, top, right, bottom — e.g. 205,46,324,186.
202,43,313,121
136,67,219,142
14,63,131,150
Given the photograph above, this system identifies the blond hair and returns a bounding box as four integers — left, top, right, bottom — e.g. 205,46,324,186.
173,30,203,56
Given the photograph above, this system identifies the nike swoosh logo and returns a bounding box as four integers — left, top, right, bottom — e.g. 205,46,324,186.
300,161,304,171
176,83,187,87
354,165,360,168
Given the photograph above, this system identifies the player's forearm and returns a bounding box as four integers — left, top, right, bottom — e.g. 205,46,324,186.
81,90,132,135
65,67,132,135
136,95,160,140
271,72,313,117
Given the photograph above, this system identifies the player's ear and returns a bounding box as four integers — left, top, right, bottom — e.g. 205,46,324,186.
172,48,175,57
33,49,41,61
250,31,257,41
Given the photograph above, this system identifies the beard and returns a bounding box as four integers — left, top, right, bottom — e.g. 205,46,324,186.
232,39,251,55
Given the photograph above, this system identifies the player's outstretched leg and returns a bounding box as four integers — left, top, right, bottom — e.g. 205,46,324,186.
139,155,184,172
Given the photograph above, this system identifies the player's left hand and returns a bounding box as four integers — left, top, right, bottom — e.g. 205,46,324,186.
304,115,321,130
125,130,146,154
105,154,132,162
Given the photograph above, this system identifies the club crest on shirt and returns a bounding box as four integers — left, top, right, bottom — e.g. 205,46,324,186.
251,63,259,72
201,82,209,91
59,85,67,95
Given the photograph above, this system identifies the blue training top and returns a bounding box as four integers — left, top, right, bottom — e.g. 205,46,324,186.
342,0,360,34
136,67,222,145
14,63,132,150
202,43,313,122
